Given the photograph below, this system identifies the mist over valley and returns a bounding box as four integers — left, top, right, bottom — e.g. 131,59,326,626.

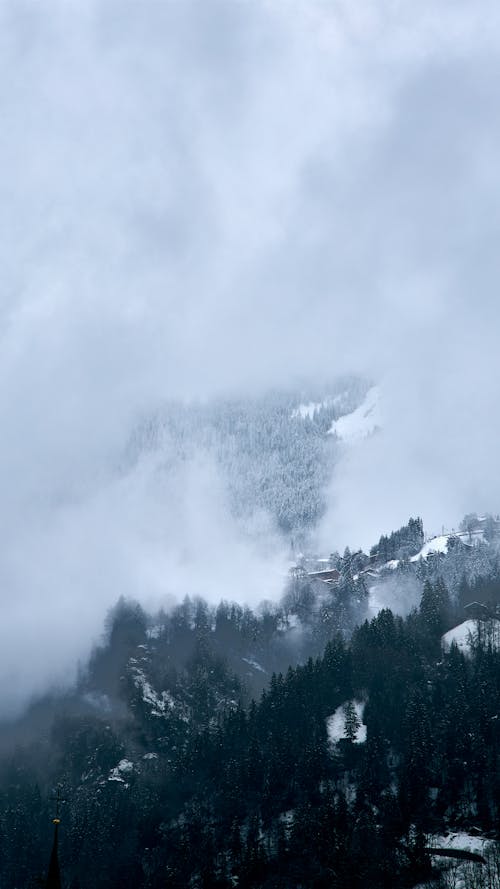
2,1,500,886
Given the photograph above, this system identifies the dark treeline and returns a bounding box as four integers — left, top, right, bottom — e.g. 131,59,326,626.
140,586,500,888
1,516,500,887
1,573,500,887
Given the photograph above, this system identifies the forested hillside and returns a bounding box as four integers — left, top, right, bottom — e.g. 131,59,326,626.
4,0,500,887
2,515,500,887
126,377,371,538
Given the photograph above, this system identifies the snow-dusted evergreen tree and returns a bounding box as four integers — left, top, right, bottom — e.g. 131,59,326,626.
343,700,361,742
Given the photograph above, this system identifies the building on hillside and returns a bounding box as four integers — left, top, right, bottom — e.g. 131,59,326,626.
307,568,340,585
464,601,500,621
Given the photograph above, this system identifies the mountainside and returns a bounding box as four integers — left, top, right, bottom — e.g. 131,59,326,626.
126,376,371,540
2,514,500,887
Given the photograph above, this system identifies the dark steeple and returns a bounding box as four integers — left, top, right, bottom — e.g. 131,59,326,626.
45,822,61,889
45,787,66,889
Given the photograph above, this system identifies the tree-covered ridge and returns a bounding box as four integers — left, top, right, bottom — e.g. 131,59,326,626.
3,579,500,888
126,377,370,537
370,517,424,561
1,515,500,887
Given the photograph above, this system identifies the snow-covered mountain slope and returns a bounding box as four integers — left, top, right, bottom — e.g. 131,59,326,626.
411,534,450,560
129,378,372,539
410,529,487,562
328,385,381,442
372,528,491,573
442,620,479,653
442,617,500,654
360,515,500,620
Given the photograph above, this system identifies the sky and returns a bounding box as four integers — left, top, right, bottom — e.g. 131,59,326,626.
1,0,500,711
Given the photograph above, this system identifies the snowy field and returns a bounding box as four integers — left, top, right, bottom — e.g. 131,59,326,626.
326,700,367,744
328,386,381,442
414,832,497,889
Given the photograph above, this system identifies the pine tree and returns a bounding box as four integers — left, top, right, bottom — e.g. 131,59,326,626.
343,700,361,742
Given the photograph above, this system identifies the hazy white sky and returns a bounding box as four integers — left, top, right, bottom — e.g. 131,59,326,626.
1,0,500,711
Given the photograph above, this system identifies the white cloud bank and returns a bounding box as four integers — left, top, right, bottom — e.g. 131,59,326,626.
1,0,500,709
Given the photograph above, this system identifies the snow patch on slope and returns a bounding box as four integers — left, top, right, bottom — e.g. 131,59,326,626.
134,668,175,715
421,832,493,889
411,535,449,561
430,832,489,855
411,529,487,564
443,618,500,654
291,391,354,421
326,700,366,744
109,759,134,784
129,657,176,717
442,620,478,654
328,387,381,442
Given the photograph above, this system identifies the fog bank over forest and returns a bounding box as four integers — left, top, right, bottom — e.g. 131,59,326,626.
1,0,500,707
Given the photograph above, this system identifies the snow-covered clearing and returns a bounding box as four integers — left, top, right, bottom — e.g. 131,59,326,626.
109,759,134,784
411,535,449,561
411,529,487,563
326,700,366,744
430,832,489,855
327,387,381,442
442,618,500,654
442,620,478,654
421,833,496,889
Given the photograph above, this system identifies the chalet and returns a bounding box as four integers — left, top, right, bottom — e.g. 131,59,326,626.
307,568,340,584
360,568,379,581
464,601,500,621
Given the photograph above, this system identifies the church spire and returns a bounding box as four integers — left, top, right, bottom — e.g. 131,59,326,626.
45,787,66,889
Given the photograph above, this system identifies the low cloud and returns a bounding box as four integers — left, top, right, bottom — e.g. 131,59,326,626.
1,0,500,710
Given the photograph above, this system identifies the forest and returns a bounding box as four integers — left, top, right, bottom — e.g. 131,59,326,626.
1,517,500,887
126,378,371,539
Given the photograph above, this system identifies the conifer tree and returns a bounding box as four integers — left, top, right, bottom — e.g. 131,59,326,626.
343,700,361,743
